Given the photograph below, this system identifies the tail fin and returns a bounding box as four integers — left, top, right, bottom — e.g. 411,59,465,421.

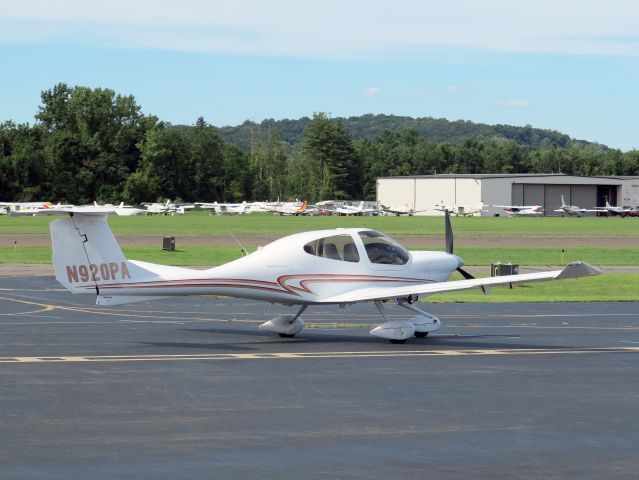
299,200,308,212
50,214,155,297
561,195,567,207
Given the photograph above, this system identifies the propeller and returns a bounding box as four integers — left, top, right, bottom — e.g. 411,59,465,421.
444,209,487,293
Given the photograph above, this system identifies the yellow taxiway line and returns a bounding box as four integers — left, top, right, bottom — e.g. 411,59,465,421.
1,346,638,364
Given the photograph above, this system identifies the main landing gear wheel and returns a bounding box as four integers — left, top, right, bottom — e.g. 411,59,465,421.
259,306,307,338
414,332,429,338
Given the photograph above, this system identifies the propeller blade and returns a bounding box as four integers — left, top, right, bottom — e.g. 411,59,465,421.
457,266,487,295
444,209,453,254
456,266,474,280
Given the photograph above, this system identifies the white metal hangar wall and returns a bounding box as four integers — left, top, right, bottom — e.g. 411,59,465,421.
376,174,639,216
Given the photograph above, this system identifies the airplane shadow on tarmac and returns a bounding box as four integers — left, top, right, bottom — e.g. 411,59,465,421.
131,326,572,351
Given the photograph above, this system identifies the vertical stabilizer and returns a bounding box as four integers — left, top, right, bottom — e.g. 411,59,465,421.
50,214,152,295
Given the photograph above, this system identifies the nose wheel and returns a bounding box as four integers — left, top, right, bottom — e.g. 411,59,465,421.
259,305,307,337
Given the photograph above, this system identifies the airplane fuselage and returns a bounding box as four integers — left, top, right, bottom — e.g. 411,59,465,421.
64,228,461,305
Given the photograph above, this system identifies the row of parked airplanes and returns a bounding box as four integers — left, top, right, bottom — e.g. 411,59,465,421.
0,200,424,217
489,196,639,217
2,195,637,217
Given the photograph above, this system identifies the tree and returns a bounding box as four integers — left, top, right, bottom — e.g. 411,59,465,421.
127,126,187,202
301,113,360,200
248,126,289,201
35,83,154,202
184,117,226,200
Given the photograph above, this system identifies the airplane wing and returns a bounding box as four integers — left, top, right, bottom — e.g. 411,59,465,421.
489,205,539,210
319,262,600,304
11,206,117,216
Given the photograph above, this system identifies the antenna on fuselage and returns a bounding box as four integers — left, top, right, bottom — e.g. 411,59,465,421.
229,232,248,257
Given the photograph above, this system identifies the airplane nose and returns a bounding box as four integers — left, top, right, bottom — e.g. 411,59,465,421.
455,255,464,268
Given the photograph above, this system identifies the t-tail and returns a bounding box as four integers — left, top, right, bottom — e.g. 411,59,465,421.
50,213,168,305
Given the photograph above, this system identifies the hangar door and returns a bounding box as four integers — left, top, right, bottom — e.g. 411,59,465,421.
511,184,544,207
513,184,599,216
571,185,598,214
544,185,572,216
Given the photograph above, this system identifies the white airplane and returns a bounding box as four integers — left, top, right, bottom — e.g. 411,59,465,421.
333,201,376,216
143,200,194,215
379,204,425,216
8,202,75,216
434,204,482,217
113,202,146,216
94,202,145,216
1,201,52,214
594,201,633,217
267,200,308,216
43,207,599,343
197,201,249,215
490,205,543,216
553,196,594,217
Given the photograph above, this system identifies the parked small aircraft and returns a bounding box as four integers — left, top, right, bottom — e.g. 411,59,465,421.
490,204,543,216
0,201,53,214
143,200,194,215
332,201,376,216
553,195,595,217
94,202,145,216
266,200,308,216
434,204,482,217
44,208,599,343
594,201,634,217
379,204,421,216
8,202,75,216
197,201,250,215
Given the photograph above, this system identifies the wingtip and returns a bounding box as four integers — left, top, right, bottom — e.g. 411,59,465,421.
556,261,602,280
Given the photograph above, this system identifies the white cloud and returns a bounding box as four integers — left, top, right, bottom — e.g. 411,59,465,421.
365,86,382,96
446,85,460,93
2,1,639,58
498,100,533,109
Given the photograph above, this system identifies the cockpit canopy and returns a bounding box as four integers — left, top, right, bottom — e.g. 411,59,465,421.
358,230,410,265
302,230,410,265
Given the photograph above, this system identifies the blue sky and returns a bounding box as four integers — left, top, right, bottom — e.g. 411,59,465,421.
1,0,638,150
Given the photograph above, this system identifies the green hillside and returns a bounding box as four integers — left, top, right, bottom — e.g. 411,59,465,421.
213,114,603,151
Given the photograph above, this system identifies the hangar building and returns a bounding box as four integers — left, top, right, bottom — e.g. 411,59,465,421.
376,174,639,216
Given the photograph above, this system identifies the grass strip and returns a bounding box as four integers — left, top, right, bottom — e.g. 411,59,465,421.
2,246,638,267
2,212,639,236
427,273,639,303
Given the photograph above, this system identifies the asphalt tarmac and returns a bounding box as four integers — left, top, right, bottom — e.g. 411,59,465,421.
1,276,638,479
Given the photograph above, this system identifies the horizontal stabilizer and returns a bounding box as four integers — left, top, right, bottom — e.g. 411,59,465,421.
13,207,117,216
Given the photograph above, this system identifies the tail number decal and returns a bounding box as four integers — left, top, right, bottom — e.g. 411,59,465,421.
66,262,131,283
